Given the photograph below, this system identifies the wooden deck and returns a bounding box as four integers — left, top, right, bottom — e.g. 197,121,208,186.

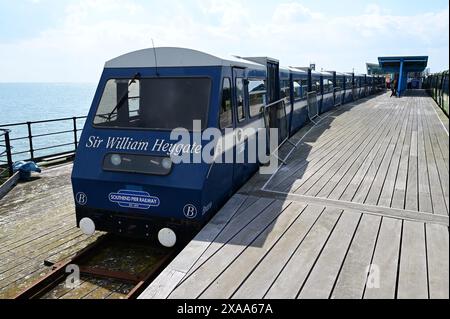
0,164,104,299
140,91,449,299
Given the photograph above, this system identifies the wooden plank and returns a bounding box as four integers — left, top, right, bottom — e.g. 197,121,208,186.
331,214,382,299
397,221,428,299
266,108,364,189
422,100,449,215
391,99,414,210
363,218,402,299
294,109,395,195
364,103,409,206
377,105,411,207
271,102,387,191
180,197,273,280
263,208,342,299
321,100,405,200
253,189,449,226
297,211,361,299
138,194,249,299
199,202,311,299
351,105,406,204
426,223,449,299
169,194,250,273
168,200,292,299
336,101,405,202
314,101,403,199
417,106,433,213
270,105,385,192
138,269,186,300
405,101,419,211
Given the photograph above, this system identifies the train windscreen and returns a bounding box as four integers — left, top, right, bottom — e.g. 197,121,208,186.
94,77,211,131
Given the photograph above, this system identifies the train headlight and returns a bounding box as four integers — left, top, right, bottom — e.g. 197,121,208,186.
80,218,96,236
161,158,172,170
158,228,177,248
110,154,122,166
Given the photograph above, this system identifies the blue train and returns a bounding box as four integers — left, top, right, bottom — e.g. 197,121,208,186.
71,47,385,247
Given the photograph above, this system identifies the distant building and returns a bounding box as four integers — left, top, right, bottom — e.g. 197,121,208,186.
366,63,384,75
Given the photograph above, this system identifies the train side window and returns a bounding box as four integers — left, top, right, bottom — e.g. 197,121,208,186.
293,80,301,99
323,79,329,93
248,79,266,118
236,78,246,122
346,78,352,89
311,80,320,93
220,78,233,129
280,80,291,103
299,79,308,98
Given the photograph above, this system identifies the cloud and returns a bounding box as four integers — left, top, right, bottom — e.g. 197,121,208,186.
0,0,448,82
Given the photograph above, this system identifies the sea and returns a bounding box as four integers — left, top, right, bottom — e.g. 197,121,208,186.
0,83,97,162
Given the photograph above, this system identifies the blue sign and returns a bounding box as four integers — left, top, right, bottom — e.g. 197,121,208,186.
109,190,160,210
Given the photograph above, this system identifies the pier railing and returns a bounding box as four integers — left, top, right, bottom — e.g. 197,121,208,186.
0,129,13,178
0,116,87,177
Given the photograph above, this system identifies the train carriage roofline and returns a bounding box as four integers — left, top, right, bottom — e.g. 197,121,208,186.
287,67,308,75
319,71,333,78
104,47,266,71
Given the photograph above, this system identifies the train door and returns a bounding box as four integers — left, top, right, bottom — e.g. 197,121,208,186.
266,61,288,144
231,67,249,191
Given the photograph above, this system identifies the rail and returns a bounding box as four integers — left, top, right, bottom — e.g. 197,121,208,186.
0,129,13,178
0,116,87,176
14,234,176,299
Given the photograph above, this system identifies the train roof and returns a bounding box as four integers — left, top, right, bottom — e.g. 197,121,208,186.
240,56,280,65
320,71,334,77
290,66,325,77
287,67,307,75
105,47,266,71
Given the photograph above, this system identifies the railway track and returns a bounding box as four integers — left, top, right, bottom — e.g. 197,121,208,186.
14,234,176,299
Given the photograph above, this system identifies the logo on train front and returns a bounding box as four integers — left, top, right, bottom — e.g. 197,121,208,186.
109,190,160,210
76,192,87,205
183,204,198,219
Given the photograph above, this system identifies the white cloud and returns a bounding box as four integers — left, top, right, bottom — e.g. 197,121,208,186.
0,0,448,82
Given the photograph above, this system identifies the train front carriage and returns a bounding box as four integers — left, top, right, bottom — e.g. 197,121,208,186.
71,47,271,247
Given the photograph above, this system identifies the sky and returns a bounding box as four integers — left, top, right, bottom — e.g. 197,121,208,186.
0,0,448,82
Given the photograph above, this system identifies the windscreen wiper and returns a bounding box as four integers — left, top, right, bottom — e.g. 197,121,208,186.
107,72,141,121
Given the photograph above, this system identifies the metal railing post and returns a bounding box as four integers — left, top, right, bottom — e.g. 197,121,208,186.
27,122,35,161
72,117,78,150
4,131,13,177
